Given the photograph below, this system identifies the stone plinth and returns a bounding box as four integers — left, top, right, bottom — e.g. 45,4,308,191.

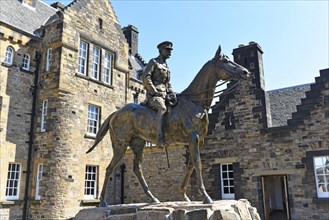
74,199,260,220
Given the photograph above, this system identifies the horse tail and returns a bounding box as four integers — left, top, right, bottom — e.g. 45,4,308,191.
86,112,114,154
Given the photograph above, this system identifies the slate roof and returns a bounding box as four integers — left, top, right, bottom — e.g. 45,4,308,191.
128,53,146,81
268,83,312,127
0,0,57,36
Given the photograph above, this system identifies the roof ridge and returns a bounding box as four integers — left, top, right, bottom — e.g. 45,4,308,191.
267,83,313,93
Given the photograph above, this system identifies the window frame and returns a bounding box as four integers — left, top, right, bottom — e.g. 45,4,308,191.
5,163,21,200
103,52,112,85
84,165,98,199
45,48,52,72
78,40,88,75
4,46,14,65
220,163,235,199
313,156,329,198
22,53,30,70
35,164,43,200
87,104,100,136
41,99,48,132
91,47,101,80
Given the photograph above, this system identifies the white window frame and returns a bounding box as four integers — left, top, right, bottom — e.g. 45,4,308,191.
41,100,48,132
220,163,235,199
5,163,21,200
22,53,30,70
46,48,52,71
35,164,43,200
91,47,100,80
313,156,329,198
104,53,112,85
78,40,88,75
84,165,98,199
87,104,100,136
4,46,14,65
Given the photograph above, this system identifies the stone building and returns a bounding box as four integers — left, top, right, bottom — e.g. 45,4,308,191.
203,42,329,220
0,0,144,219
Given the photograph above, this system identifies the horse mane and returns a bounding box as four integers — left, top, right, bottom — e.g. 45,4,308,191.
180,60,212,96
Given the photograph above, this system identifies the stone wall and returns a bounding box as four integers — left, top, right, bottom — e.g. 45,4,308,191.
0,23,38,219
27,0,144,219
202,69,329,220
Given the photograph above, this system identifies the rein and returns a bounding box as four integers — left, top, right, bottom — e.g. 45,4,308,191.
180,81,239,102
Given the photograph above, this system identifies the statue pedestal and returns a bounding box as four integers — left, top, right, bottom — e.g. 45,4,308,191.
74,199,260,220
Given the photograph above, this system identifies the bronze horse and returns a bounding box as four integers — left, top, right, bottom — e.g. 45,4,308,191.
87,46,249,205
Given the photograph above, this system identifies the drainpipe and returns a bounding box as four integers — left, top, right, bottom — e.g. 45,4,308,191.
23,51,41,220
120,163,126,204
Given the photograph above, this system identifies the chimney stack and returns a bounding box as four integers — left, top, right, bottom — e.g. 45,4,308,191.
122,25,139,56
51,2,65,10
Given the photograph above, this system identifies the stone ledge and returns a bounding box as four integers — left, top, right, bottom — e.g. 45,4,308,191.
74,199,261,220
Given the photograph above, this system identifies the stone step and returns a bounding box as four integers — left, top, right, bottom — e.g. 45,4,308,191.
74,199,261,220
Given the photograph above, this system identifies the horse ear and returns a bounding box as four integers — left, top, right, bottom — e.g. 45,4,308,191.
214,45,222,58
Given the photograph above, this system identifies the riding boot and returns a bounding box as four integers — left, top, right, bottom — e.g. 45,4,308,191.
156,112,166,148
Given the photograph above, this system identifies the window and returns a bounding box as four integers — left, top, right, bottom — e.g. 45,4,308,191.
91,47,100,80
220,163,234,199
98,18,103,29
22,53,30,70
46,48,52,71
41,100,48,132
4,46,14,65
250,63,255,69
87,104,100,135
78,41,88,75
84,165,97,199
104,53,112,84
35,164,43,200
5,163,21,200
133,93,138,103
313,156,329,198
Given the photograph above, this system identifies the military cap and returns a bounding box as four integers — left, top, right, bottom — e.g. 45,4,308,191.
157,41,173,50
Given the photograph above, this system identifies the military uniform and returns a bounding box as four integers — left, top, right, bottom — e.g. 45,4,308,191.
142,41,176,148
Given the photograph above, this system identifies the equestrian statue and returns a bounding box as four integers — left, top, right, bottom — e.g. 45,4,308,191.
86,44,250,206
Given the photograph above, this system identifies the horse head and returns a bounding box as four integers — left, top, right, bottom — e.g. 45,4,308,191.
212,45,250,81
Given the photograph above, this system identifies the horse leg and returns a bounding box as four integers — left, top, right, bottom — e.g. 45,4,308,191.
99,143,127,207
131,138,160,203
188,131,213,204
181,147,194,202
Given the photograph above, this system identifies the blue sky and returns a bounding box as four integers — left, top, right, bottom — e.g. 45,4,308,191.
44,0,328,92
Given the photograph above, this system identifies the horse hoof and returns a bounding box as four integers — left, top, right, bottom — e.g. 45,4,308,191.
152,198,161,204
99,199,108,207
183,195,191,202
203,197,214,204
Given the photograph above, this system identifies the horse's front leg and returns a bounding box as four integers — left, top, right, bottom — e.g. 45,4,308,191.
181,147,193,202
188,131,213,204
131,139,160,203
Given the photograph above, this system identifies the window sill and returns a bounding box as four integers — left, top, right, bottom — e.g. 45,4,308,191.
85,133,96,139
20,67,33,74
313,198,329,204
1,62,13,67
29,200,42,204
0,200,24,207
80,199,100,206
75,73,114,89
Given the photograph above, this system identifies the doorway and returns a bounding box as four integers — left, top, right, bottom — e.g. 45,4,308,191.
261,175,290,220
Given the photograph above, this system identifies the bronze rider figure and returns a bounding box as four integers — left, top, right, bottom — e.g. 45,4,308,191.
142,41,177,148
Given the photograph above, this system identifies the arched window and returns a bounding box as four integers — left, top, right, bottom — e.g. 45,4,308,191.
22,53,30,70
4,47,14,65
